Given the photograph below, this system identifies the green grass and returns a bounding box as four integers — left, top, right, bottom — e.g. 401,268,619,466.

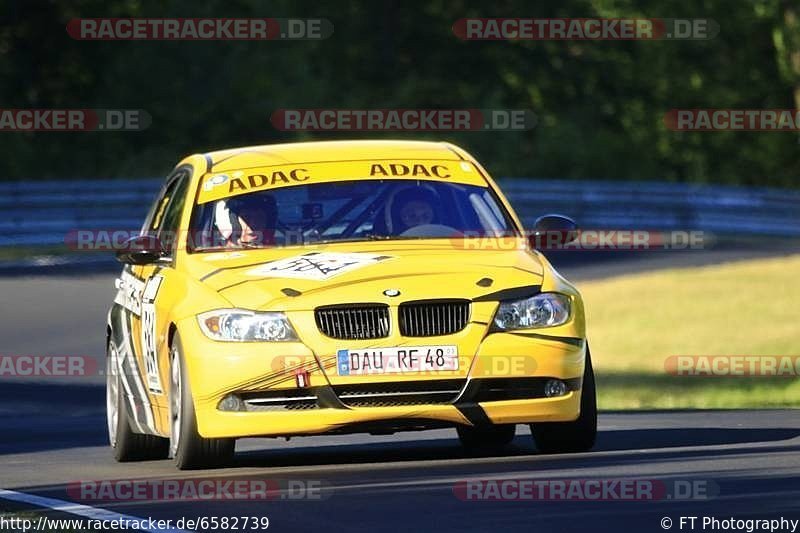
578,254,800,409
597,372,800,409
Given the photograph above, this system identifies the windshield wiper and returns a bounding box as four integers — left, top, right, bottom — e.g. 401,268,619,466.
310,234,396,245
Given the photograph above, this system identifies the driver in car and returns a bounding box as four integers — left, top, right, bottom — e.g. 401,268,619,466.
215,193,278,247
388,186,440,234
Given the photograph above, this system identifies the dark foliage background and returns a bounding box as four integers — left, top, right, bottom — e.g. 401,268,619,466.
1,0,799,186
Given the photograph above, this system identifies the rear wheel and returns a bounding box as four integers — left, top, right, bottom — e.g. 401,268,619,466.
457,424,516,452
106,342,168,461
531,347,597,453
169,332,235,470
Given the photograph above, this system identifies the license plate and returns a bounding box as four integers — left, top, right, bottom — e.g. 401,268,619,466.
336,345,458,376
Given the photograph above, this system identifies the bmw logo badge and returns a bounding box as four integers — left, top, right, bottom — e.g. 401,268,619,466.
383,289,400,297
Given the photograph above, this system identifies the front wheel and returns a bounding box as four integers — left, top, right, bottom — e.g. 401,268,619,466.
531,346,597,453
169,332,235,470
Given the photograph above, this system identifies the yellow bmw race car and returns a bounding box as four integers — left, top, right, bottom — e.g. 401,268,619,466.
106,140,596,469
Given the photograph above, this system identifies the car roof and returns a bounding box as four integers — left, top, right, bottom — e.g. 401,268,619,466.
202,140,467,173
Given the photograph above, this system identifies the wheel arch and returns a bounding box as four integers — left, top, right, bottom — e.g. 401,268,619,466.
168,322,178,348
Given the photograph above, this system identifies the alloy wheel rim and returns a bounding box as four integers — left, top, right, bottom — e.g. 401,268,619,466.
169,348,182,457
106,345,119,447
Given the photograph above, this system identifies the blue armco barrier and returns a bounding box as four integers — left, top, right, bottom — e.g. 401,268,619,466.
0,179,161,247
0,177,798,247
497,178,800,237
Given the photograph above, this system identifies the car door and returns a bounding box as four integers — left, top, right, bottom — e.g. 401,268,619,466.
114,168,191,436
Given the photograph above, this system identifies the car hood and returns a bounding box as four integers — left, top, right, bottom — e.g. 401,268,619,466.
184,240,544,311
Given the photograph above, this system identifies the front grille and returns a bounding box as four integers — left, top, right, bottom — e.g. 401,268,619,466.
237,390,320,412
315,304,390,340
243,399,319,411
399,299,471,337
333,379,464,407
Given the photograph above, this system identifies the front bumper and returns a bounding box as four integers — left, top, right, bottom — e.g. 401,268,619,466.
196,394,582,439
176,316,586,439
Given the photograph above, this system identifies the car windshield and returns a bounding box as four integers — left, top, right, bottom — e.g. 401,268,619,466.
189,179,517,251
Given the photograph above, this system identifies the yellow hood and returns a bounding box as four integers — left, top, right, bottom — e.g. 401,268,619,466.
184,240,543,311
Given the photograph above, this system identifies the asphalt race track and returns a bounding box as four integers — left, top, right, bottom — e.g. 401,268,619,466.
1,250,799,533
2,405,799,533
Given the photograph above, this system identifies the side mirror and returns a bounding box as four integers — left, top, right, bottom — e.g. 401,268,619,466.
529,214,579,249
115,235,166,265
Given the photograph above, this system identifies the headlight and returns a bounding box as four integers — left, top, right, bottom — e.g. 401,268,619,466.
197,309,299,342
493,292,571,330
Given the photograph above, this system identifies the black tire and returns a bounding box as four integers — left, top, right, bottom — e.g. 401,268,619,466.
107,342,169,462
531,346,597,453
170,332,235,470
457,424,516,452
